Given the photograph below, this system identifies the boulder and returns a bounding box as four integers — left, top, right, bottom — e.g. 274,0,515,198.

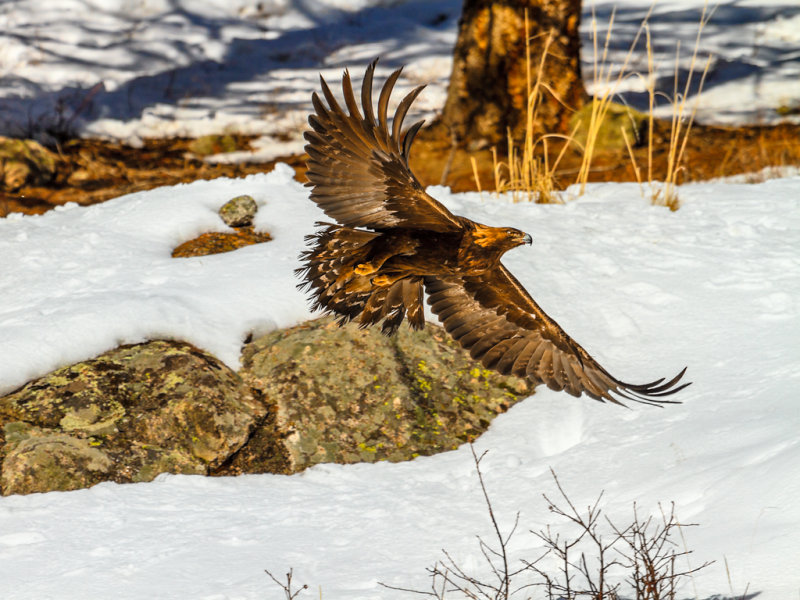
0,340,269,495
240,317,531,472
0,319,533,495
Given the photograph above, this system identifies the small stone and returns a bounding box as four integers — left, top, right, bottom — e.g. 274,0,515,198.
187,134,238,156
219,194,258,228
0,136,59,190
569,102,648,151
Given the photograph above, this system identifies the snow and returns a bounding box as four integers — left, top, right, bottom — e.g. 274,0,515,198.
0,164,316,392
1,0,798,157
1,167,799,599
0,0,461,156
586,0,800,124
1,0,800,598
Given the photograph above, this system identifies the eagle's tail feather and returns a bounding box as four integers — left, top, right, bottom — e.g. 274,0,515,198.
296,223,424,334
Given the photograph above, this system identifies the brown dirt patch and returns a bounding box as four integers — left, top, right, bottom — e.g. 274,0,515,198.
410,120,800,194
172,228,273,258
1,120,799,218
0,136,305,216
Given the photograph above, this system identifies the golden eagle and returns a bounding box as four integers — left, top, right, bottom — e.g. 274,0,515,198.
297,61,689,406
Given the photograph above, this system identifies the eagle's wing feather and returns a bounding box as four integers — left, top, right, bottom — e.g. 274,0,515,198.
425,265,690,405
304,59,462,233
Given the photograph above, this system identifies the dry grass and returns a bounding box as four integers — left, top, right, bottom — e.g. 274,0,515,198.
575,4,653,196
476,4,715,212
576,2,714,211
645,3,713,210
479,5,655,204
475,15,573,204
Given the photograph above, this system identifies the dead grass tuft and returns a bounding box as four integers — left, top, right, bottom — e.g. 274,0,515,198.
475,3,718,212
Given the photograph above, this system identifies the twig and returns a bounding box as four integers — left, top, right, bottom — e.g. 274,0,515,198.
265,567,309,600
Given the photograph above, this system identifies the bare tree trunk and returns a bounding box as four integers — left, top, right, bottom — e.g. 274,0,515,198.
441,0,585,149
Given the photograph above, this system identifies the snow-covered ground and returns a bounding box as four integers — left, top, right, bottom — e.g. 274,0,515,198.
1,0,800,598
1,168,799,599
1,0,799,159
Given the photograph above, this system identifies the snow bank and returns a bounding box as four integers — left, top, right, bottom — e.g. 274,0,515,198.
1,169,798,599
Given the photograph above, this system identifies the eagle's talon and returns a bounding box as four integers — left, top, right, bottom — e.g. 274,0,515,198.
371,274,391,286
354,262,376,276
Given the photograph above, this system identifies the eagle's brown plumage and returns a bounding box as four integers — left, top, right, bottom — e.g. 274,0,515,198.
297,60,690,406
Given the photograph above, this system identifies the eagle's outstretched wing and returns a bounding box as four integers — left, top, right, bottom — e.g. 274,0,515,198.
425,265,690,405
304,59,462,233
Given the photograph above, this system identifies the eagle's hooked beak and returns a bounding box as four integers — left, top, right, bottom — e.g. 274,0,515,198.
523,233,532,246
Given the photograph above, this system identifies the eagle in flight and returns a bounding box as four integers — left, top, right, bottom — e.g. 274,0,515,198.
297,60,689,406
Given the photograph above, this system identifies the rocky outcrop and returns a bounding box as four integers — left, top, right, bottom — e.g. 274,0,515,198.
171,229,272,257
0,319,532,495
240,317,531,471
0,340,271,495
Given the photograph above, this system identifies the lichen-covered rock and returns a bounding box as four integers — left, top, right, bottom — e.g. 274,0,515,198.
187,134,238,157
0,340,269,495
240,317,531,471
219,194,258,228
2,424,113,495
0,137,59,190
569,102,648,151
0,319,534,495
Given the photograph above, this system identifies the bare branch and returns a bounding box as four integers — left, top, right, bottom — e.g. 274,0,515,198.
264,568,309,600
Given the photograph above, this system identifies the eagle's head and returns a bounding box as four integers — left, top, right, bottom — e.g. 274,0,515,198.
471,225,532,252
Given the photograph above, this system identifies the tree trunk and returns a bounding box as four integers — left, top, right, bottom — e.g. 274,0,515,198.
441,0,585,149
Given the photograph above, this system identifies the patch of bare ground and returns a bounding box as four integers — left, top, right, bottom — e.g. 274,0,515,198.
2,120,800,217
0,135,305,216
411,120,800,194
172,228,273,258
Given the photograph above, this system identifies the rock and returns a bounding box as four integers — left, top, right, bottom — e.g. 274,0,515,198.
0,137,59,190
240,317,531,472
0,340,269,495
2,424,113,495
0,319,534,495
569,102,648,151
171,194,269,257
219,194,258,228
187,134,239,157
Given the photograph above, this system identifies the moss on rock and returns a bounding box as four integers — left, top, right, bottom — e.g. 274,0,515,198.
569,102,648,151
2,425,113,494
240,317,532,471
0,340,268,495
0,319,534,495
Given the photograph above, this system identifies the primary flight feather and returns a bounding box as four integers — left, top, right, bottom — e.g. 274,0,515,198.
297,60,690,406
